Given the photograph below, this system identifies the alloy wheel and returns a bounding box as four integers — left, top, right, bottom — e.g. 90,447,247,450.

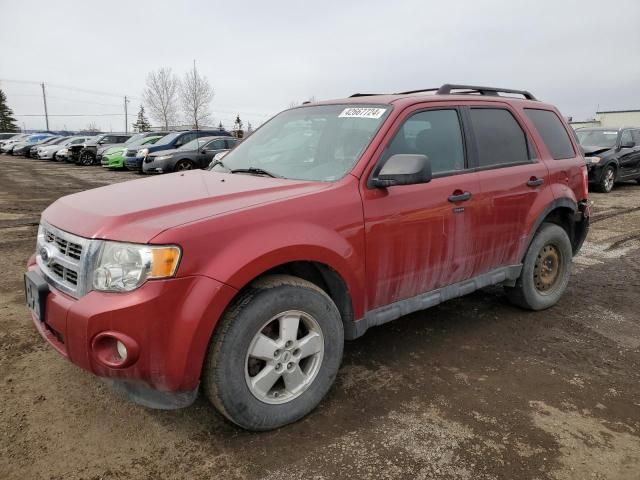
245,310,324,405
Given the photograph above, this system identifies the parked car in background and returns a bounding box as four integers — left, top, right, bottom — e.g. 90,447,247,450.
577,127,640,192
96,131,168,164
11,134,56,156
0,132,20,143
102,134,165,169
143,136,238,173
124,129,230,171
30,137,68,158
1,133,30,152
71,133,131,166
25,84,589,431
39,136,91,160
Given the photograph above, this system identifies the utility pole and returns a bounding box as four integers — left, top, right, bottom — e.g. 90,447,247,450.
41,82,49,131
124,96,129,133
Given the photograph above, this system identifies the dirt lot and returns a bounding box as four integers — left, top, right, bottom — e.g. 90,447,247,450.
1,155,639,480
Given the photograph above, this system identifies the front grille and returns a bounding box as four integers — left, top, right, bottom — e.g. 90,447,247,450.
44,228,83,260
126,150,136,157
36,221,100,299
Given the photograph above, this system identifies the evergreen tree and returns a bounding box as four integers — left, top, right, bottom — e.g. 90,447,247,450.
0,89,19,132
233,115,244,138
132,105,152,132
218,121,224,129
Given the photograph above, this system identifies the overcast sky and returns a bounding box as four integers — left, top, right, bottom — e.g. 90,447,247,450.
1,0,639,131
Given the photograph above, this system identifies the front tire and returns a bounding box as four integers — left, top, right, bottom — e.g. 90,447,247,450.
202,275,344,431
174,159,194,171
79,151,94,166
505,223,573,311
595,165,615,193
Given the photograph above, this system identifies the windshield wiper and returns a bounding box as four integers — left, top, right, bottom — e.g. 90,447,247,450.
230,167,281,178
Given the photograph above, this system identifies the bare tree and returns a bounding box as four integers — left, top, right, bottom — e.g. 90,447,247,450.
180,62,214,129
143,67,180,130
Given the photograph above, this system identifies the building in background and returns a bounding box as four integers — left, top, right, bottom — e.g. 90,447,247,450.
570,109,640,130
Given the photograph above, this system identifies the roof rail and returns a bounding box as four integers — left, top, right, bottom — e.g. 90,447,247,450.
435,84,537,100
350,84,537,100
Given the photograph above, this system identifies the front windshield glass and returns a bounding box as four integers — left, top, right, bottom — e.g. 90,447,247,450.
576,129,618,148
124,133,145,145
210,104,390,181
154,132,181,146
179,137,213,151
127,134,159,148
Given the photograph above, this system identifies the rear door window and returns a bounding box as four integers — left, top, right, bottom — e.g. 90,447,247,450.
524,109,575,159
469,108,530,167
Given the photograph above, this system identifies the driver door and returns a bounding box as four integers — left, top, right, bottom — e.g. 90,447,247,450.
361,105,481,310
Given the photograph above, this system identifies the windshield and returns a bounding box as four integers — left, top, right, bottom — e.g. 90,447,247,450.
211,104,390,181
126,134,159,148
576,129,618,148
178,137,213,151
154,132,181,146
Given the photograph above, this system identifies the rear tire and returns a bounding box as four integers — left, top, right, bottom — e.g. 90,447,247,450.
202,274,344,431
505,223,573,311
594,165,615,193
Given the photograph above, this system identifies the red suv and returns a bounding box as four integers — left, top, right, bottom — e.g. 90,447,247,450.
25,84,590,430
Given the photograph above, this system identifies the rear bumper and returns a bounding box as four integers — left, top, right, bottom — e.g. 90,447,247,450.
572,200,591,254
26,258,238,404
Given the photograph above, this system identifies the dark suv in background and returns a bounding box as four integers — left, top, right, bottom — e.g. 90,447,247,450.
577,127,640,192
124,129,231,171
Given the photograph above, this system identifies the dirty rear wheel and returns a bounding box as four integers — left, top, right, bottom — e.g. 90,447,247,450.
505,223,572,311
202,274,344,431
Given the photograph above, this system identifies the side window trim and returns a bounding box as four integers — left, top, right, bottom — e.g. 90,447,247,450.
369,106,469,182
462,105,537,171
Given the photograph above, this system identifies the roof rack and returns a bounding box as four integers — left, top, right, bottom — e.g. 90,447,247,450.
435,84,537,100
350,84,537,100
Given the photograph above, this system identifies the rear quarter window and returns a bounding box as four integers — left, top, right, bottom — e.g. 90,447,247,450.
524,109,575,160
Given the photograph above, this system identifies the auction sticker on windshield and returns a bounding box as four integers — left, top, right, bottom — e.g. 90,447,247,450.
338,107,386,119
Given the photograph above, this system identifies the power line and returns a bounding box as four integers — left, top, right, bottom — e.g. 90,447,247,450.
0,78,141,101
14,113,126,117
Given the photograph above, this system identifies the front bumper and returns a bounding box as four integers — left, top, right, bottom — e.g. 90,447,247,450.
124,156,144,171
142,156,173,174
26,259,238,406
101,155,125,168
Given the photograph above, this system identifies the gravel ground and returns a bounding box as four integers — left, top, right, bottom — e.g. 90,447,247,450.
1,155,639,480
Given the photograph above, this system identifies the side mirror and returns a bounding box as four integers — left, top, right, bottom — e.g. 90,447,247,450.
369,154,432,188
200,149,207,154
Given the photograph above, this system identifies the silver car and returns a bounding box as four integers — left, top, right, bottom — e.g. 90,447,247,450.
38,136,92,161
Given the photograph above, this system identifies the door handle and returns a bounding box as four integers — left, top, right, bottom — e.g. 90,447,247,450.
527,177,544,187
448,191,472,203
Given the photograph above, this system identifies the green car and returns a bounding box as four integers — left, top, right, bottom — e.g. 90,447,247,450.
101,135,164,169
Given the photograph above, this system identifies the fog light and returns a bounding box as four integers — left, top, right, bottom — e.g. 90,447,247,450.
116,340,128,360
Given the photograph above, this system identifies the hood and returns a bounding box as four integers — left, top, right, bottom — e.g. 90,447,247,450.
42,170,329,243
581,145,613,156
103,145,126,155
149,147,182,157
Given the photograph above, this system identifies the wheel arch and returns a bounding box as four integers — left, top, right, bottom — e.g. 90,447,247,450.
521,198,585,258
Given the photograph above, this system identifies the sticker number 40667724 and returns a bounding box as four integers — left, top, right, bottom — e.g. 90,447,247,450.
338,107,386,119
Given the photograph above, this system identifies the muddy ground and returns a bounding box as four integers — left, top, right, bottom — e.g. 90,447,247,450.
1,155,639,480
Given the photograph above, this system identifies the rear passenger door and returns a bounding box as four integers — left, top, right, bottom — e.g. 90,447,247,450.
362,104,481,309
466,105,551,273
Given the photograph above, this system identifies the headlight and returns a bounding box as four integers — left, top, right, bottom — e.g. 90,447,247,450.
154,155,172,161
92,241,181,292
585,156,601,165
137,148,149,157
58,148,68,154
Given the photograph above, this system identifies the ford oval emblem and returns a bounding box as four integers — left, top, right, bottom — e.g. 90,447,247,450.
39,245,54,265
